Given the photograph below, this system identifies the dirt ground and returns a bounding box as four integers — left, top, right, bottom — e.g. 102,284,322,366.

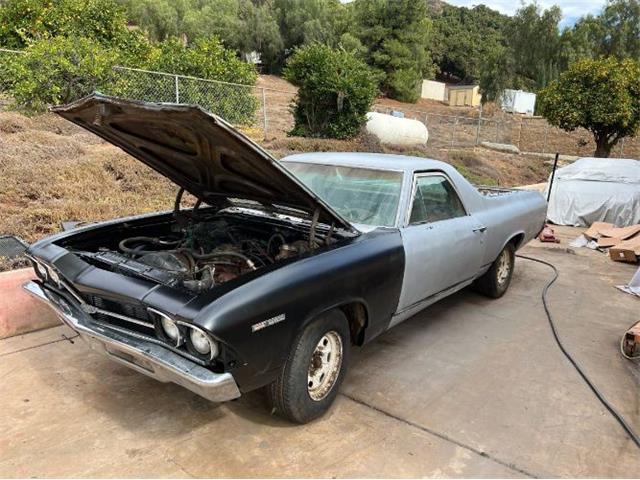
0,108,550,249
257,75,640,158
1,227,639,477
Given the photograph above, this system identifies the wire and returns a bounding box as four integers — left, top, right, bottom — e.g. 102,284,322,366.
516,254,640,450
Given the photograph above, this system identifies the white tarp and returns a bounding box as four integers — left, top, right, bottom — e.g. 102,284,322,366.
545,157,640,227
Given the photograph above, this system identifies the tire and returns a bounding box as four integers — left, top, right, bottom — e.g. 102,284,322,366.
474,243,515,298
266,309,350,423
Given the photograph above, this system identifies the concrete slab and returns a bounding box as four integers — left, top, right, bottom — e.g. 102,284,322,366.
0,268,61,339
0,240,638,477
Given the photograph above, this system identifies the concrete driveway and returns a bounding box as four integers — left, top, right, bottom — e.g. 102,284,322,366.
1,228,639,478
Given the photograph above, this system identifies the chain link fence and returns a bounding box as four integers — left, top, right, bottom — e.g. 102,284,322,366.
2,47,640,157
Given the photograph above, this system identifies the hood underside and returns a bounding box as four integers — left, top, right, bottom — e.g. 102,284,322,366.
53,94,356,233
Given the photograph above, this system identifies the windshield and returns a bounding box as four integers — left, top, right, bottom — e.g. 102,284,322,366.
283,162,403,227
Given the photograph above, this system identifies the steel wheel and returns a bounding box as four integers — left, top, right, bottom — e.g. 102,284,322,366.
307,331,343,401
496,249,511,285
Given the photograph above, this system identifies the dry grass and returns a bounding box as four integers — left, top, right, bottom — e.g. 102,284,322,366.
0,113,175,244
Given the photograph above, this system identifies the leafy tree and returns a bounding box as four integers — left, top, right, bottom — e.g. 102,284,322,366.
566,0,640,61
0,0,129,48
7,36,118,111
235,0,283,70
354,0,435,103
150,36,257,84
111,36,259,124
538,57,640,157
432,4,509,83
284,43,377,139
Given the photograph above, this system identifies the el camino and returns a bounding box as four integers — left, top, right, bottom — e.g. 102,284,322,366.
25,94,547,423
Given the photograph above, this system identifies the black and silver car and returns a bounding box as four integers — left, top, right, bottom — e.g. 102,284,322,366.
25,94,547,423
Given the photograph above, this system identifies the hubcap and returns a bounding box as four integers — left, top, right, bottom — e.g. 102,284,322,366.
307,331,343,401
496,250,511,285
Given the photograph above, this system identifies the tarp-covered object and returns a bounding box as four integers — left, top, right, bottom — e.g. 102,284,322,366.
545,157,640,227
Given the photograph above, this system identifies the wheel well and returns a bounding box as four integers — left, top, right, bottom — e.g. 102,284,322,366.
339,302,368,346
509,233,525,250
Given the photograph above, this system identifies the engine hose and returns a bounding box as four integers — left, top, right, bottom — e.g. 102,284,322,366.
191,250,256,270
118,236,182,255
516,254,640,450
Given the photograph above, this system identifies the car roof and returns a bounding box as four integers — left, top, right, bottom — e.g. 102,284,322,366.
280,152,450,175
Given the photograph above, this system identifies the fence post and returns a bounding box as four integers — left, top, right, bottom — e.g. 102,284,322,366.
475,115,481,145
424,113,428,126
620,138,625,157
451,117,458,147
174,75,180,103
542,123,549,154
262,88,268,140
495,121,499,143
516,117,523,150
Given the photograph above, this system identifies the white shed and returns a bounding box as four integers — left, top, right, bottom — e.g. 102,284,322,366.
501,89,536,115
420,80,446,102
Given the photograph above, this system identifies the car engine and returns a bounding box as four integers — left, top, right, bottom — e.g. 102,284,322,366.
74,216,320,293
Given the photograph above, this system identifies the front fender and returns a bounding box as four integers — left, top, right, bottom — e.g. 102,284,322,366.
194,228,405,392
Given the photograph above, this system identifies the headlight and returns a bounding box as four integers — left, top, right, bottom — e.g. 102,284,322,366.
47,267,61,286
34,261,48,280
160,316,181,343
189,328,218,358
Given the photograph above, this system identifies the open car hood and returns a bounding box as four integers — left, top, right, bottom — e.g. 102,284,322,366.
53,94,357,234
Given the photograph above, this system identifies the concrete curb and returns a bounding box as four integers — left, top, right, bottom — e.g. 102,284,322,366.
0,268,60,339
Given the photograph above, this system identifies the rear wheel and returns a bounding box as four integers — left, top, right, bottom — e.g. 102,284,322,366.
474,243,515,298
267,309,350,423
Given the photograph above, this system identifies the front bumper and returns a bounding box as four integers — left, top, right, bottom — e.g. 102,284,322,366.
23,280,241,402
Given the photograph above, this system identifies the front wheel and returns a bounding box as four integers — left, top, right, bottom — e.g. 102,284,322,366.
474,243,515,298
266,309,350,423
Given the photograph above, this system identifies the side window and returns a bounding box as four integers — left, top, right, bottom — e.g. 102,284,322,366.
409,175,466,224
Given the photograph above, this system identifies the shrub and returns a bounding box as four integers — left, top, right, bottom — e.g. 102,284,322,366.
0,0,129,49
109,36,259,125
8,36,118,112
538,57,640,157
284,43,377,139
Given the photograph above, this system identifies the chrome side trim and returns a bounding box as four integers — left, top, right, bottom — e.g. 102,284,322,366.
23,281,241,403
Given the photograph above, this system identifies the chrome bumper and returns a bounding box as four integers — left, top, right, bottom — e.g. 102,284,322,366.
23,281,241,403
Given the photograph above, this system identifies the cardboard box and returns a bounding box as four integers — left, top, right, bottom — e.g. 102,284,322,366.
609,236,640,263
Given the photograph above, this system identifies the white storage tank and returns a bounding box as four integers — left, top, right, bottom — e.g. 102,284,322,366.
365,112,429,146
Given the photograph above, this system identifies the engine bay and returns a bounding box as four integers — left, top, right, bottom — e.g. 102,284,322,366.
69,209,341,293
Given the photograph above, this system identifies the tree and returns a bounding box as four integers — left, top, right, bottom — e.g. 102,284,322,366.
565,0,640,61
354,0,435,103
432,4,509,83
284,43,377,139
538,57,640,157
0,0,129,48
7,36,118,111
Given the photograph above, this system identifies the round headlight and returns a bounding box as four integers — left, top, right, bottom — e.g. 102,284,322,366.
160,316,181,343
190,328,218,357
34,262,48,280
48,267,60,286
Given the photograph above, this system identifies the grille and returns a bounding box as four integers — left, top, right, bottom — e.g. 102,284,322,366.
85,295,151,322
83,294,155,334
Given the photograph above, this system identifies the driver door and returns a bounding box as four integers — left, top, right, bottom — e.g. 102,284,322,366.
395,172,487,315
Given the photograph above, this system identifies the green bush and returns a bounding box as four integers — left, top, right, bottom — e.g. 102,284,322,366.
7,36,118,112
0,0,129,48
108,36,259,125
284,43,377,139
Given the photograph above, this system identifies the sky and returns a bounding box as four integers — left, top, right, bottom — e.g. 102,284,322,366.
445,0,608,27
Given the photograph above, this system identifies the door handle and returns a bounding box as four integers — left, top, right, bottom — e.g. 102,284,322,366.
473,226,487,233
